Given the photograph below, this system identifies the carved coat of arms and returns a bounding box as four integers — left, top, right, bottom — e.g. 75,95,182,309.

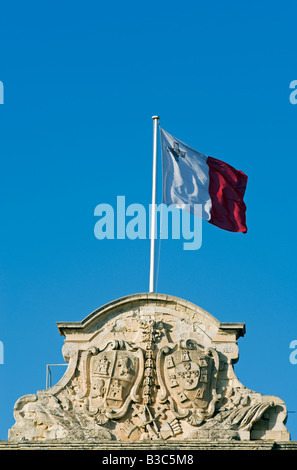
88,341,144,419
157,340,220,423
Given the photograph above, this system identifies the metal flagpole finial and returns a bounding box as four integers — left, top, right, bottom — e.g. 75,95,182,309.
152,115,160,120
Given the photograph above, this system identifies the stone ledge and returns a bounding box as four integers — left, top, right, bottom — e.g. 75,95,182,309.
0,440,297,451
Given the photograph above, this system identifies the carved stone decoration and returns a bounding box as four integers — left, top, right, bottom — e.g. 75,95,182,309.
8,293,290,442
157,340,220,426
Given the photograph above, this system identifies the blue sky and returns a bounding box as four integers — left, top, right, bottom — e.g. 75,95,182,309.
0,0,297,440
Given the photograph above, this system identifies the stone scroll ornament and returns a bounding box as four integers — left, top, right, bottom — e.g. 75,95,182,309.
8,294,290,442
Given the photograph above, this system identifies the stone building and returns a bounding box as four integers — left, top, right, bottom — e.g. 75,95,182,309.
3,293,296,450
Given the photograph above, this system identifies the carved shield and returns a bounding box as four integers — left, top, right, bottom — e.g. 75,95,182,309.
89,342,144,418
158,340,219,415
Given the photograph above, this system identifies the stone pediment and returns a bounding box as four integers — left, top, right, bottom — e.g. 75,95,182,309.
9,293,289,442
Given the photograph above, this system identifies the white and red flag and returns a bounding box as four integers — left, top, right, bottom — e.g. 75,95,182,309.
160,127,248,233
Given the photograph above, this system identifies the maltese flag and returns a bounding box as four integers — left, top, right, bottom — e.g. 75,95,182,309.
160,128,248,233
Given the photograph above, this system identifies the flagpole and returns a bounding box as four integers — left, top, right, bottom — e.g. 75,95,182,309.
149,115,160,293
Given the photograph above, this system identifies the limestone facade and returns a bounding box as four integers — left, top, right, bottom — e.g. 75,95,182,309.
8,293,290,443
